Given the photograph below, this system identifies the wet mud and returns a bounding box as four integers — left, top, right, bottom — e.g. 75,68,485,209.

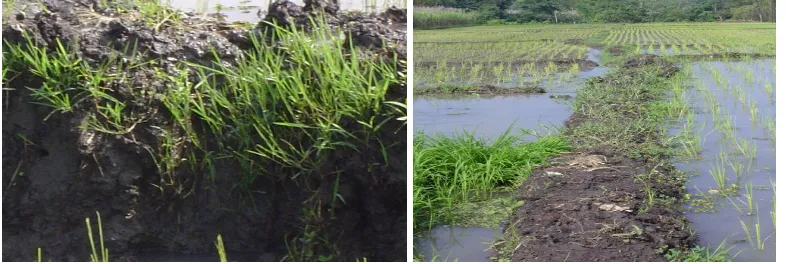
609,46,624,56
415,84,545,95
2,0,405,261
672,52,775,61
495,149,693,262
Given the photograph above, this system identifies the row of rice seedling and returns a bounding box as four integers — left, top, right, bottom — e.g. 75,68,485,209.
415,60,582,90
674,58,776,261
602,24,775,56
416,41,587,64
413,9,481,29
414,26,604,43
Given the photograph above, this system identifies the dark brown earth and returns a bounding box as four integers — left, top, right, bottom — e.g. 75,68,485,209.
563,39,585,45
415,84,545,95
609,45,624,56
2,0,405,262
495,149,694,262
622,55,679,77
673,52,775,60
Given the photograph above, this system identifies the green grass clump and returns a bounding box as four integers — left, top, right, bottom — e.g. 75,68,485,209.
414,10,481,29
659,241,736,262
4,17,404,195
5,15,404,262
413,128,569,233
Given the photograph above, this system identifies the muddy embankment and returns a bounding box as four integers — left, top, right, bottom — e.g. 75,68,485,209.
418,59,600,72
492,55,695,262
2,0,406,261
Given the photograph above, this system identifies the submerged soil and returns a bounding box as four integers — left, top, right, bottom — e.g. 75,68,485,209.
415,84,545,95
673,52,775,60
2,0,405,261
493,56,695,262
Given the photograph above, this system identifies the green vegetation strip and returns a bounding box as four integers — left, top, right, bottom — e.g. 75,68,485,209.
414,9,481,29
3,16,403,263
413,129,569,232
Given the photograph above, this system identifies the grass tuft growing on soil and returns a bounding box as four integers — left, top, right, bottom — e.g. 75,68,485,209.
3,6,404,261
413,128,569,233
4,17,403,196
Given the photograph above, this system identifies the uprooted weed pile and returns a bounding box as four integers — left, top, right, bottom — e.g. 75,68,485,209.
2,0,406,261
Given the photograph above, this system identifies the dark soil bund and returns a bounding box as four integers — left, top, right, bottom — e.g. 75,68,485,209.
2,0,405,261
418,59,600,71
414,84,545,95
673,52,775,60
492,55,695,262
416,39,587,45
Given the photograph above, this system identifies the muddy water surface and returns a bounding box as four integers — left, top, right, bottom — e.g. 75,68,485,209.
168,0,404,22
416,226,502,262
675,59,775,261
414,94,572,141
414,66,608,141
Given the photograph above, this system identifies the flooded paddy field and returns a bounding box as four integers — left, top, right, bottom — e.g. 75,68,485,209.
413,23,775,262
671,58,776,261
168,0,406,23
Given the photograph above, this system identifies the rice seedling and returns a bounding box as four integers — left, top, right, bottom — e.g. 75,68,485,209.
742,181,755,216
215,234,227,262
771,182,776,231
747,98,759,124
709,154,730,194
743,70,755,85
739,211,769,253
764,81,774,98
730,136,757,161
85,212,108,262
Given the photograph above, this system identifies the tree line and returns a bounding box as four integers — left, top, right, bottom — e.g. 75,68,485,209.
414,0,776,23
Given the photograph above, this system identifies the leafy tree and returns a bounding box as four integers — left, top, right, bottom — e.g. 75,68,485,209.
415,0,776,23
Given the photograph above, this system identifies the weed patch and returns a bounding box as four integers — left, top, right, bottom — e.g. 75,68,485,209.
413,128,569,233
2,0,406,261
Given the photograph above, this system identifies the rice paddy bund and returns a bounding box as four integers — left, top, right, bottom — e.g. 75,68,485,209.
414,22,775,262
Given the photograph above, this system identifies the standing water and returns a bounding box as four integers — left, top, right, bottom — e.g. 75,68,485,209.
674,59,775,261
416,226,502,262
415,49,608,141
167,0,405,22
